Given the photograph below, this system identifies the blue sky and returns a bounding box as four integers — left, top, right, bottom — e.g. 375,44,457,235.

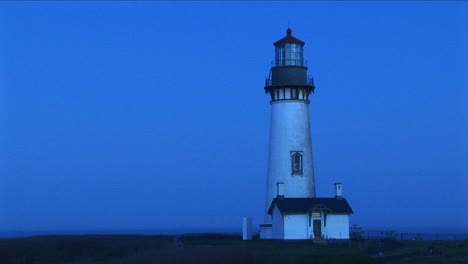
0,2,467,234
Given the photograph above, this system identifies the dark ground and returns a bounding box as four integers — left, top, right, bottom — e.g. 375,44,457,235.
0,234,466,264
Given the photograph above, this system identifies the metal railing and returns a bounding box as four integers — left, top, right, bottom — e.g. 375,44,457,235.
354,229,468,241
271,59,308,67
265,76,314,87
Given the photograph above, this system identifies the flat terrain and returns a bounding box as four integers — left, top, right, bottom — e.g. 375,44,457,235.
0,234,466,264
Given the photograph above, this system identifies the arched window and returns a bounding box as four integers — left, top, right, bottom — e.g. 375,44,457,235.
291,152,303,174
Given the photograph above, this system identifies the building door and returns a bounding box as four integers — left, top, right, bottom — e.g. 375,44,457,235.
313,220,321,237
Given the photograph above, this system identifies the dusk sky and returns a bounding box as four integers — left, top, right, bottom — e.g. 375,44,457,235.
1,2,467,235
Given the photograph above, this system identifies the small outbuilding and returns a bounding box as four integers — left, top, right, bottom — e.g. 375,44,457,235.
267,185,353,240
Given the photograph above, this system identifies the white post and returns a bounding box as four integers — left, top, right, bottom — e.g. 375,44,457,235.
242,217,252,240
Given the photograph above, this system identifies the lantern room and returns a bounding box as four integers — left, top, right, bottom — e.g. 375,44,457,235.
265,28,315,102
273,28,306,67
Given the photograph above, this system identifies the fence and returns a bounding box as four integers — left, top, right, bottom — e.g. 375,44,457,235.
366,230,468,240
353,229,468,241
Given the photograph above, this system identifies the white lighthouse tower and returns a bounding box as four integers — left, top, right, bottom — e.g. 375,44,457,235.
260,28,316,239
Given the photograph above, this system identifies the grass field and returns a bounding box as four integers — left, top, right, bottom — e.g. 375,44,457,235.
0,234,466,264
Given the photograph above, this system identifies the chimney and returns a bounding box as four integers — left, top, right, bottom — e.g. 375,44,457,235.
334,182,343,199
276,182,285,199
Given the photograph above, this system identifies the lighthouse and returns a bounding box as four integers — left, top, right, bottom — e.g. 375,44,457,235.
258,29,353,240
260,28,316,239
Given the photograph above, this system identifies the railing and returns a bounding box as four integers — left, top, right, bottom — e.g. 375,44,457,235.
352,229,468,241
265,76,314,87
271,59,308,67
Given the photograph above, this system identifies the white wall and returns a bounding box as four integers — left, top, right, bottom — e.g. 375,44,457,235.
264,101,316,222
323,214,350,239
273,212,351,240
271,206,284,239
284,214,308,239
259,226,272,239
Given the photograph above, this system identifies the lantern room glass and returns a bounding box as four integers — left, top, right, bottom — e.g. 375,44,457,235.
275,43,304,67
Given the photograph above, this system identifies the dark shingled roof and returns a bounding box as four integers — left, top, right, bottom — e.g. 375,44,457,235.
267,197,353,215
274,28,305,46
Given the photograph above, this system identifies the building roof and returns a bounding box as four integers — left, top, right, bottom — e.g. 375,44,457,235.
267,197,353,215
273,28,305,46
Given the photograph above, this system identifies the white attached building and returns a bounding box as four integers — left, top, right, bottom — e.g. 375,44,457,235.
268,196,353,240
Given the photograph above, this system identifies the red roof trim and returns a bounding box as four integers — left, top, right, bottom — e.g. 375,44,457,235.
273,28,305,46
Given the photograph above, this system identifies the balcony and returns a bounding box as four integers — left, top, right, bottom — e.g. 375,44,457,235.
265,76,314,87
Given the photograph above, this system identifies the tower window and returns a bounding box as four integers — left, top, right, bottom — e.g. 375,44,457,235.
291,89,299,99
291,152,303,174
275,47,284,66
284,44,303,66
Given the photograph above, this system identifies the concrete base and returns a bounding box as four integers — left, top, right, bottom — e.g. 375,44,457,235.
259,224,272,239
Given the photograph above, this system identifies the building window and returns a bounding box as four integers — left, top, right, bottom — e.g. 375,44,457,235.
291,152,303,174
313,211,321,218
